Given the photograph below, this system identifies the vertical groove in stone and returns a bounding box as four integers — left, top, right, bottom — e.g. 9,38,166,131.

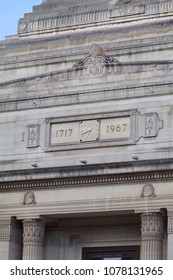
22,219,45,260
140,213,164,260
167,216,173,259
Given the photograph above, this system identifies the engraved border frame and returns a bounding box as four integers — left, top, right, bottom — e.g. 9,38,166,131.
44,110,137,151
26,124,40,148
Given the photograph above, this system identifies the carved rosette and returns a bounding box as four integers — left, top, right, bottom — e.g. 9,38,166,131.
22,219,46,260
18,21,28,32
140,213,164,260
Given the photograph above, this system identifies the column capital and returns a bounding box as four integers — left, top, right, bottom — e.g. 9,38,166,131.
141,212,165,240
140,212,165,260
0,217,22,241
0,221,11,241
23,219,46,243
22,219,46,260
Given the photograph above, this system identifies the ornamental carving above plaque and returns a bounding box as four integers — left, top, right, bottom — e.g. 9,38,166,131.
73,44,121,77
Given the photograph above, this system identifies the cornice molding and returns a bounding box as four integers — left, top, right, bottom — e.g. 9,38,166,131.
0,74,173,113
1,169,173,192
17,0,173,37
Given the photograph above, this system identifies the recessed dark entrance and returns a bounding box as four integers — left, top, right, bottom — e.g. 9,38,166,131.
82,246,140,260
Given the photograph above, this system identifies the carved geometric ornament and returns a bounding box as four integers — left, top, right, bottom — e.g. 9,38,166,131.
27,124,40,148
23,219,45,243
141,213,164,240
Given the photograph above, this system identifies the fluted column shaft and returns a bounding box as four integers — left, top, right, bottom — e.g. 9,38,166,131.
167,214,173,259
140,213,164,260
22,219,45,260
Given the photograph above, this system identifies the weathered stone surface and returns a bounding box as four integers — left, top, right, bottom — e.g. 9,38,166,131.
0,0,173,259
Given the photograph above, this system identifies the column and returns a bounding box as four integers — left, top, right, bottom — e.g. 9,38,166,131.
140,212,164,260
167,212,173,259
22,219,46,260
0,218,22,260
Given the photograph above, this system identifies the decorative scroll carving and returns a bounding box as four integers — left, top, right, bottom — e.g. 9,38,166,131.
23,191,36,205
73,44,121,77
141,183,155,198
27,124,40,148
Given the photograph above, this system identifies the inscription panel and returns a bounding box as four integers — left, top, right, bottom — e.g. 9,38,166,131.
45,111,136,151
51,122,79,145
50,117,131,147
111,5,145,17
100,117,130,141
44,111,163,152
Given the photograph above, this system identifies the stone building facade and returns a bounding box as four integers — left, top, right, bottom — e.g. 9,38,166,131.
0,0,173,260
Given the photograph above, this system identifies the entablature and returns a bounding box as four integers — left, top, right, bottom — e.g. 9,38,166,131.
17,0,173,37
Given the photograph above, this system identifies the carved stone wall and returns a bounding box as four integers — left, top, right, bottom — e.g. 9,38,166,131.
0,0,173,261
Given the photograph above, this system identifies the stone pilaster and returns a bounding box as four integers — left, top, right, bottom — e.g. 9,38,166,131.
167,214,173,259
22,219,46,260
0,218,22,260
140,213,164,260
